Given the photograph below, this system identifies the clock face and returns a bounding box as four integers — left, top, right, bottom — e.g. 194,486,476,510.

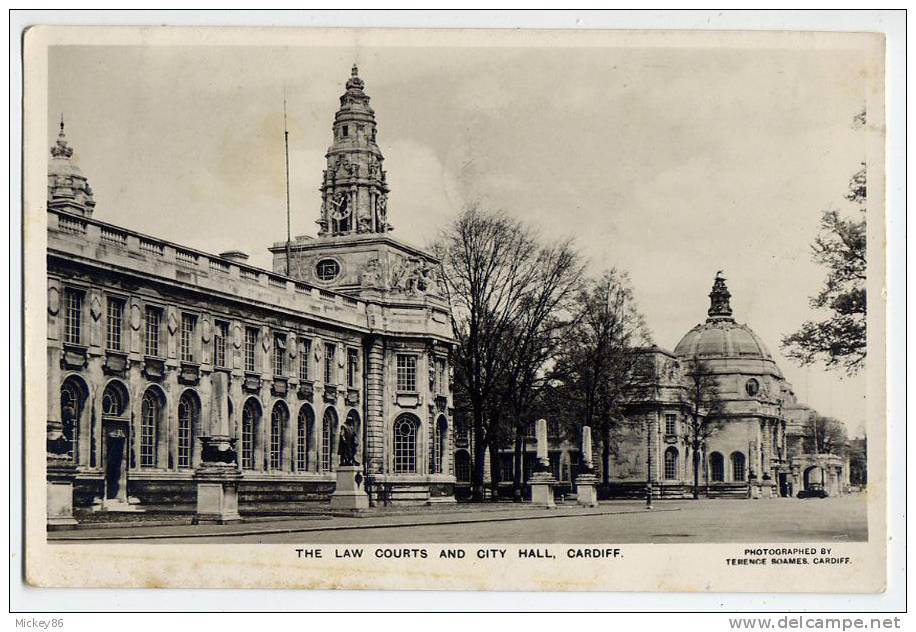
316,258,341,282
745,378,760,397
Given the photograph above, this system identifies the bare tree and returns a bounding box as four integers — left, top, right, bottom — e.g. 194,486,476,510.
501,240,584,500
551,269,652,486
682,358,724,499
436,206,581,501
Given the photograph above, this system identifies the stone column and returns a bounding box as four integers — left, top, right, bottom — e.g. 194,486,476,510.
529,418,556,508
364,337,385,503
575,426,598,507
647,412,659,493
193,371,242,524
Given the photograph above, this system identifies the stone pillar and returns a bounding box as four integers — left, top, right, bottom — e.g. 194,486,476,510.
194,371,241,524
646,412,658,497
529,418,556,508
47,417,78,528
364,337,385,504
575,426,598,507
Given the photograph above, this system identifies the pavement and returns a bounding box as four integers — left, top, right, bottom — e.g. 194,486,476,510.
48,493,868,544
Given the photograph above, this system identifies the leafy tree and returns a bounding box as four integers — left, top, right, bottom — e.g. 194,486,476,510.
804,414,849,456
782,133,867,375
682,358,725,499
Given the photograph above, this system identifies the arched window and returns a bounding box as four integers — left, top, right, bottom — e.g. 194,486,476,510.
270,402,288,471
102,381,128,417
177,391,199,469
430,415,448,474
321,408,338,472
731,452,746,482
296,405,314,472
140,388,163,468
60,377,87,461
455,450,471,483
710,451,725,482
664,447,679,480
393,415,420,474
241,398,261,470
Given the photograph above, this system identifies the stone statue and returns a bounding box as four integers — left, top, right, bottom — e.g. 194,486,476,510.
360,258,383,288
337,417,359,466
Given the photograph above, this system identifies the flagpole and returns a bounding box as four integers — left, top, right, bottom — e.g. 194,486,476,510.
283,89,292,277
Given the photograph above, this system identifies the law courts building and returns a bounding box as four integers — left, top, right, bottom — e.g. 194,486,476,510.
45,66,457,517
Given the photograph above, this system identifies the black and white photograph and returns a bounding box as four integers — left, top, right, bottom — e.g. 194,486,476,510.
18,21,895,598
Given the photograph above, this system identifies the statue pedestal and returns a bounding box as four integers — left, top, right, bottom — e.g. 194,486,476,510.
47,463,78,528
575,473,599,508
330,465,370,511
193,436,242,524
529,471,557,508
46,424,78,528
749,476,761,499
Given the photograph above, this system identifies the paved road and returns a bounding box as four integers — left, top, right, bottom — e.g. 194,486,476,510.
52,494,867,544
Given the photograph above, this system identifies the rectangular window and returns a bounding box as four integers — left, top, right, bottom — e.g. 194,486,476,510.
144,306,161,357
296,414,308,471
63,288,82,345
106,297,124,351
299,338,311,381
245,327,258,373
435,358,446,394
213,320,229,368
396,354,417,392
324,342,336,384
180,313,197,362
665,414,678,436
347,348,359,388
270,415,282,470
273,333,286,376
177,403,192,469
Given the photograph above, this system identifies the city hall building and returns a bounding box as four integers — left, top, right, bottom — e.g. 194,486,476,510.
45,66,457,515
477,274,850,501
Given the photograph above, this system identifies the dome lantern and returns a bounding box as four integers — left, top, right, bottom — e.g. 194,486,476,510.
707,270,733,321
48,116,96,218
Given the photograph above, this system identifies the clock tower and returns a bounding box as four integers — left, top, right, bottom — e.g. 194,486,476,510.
317,64,391,237
271,65,444,304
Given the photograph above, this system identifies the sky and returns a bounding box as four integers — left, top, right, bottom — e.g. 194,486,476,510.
47,40,869,437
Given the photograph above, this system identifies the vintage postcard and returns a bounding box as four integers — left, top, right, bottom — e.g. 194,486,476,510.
22,25,887,592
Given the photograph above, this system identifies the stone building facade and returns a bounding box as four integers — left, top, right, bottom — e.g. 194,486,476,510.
46,67,456,516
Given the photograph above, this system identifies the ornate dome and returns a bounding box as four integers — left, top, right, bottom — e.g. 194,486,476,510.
48,117,95,217
674,319,775,361
673,273,781,375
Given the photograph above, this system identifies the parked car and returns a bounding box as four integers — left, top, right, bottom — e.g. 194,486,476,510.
797,484,828,499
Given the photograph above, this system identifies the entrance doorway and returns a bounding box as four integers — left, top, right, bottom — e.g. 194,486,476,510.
105,433,125,499
778,472,791,497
